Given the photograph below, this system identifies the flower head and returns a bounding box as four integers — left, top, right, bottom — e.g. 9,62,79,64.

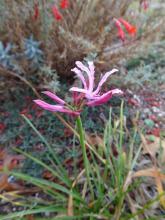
69,61,123,106
33,91,80,116
51,5,62,21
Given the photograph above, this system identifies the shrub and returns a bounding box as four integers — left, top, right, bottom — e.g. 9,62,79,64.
0,0,164,91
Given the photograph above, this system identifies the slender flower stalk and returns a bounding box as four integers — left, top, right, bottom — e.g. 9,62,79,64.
76,116,94,199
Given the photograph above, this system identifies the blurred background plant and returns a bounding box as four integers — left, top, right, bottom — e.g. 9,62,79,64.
109,40,165,90
0,0,164,93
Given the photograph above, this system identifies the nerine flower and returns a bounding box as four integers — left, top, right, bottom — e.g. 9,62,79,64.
69,61,123,106
34,91,80,116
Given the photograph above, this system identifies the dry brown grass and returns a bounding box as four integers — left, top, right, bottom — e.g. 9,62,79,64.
0,0,164,82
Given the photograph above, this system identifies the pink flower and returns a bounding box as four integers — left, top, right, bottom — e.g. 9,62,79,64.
51,5,62,21
33,91,80,116
69,61,123,106
114,18,125,41
60,0,69,9
119,18,136,36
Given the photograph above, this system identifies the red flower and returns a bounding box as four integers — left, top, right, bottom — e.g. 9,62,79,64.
60,0,69,9
52,5,62,21
114,18,125,41
119,18,136,36
33,3,39,20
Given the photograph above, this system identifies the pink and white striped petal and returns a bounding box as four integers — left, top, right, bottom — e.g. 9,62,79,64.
111,88,123,95
69,87,88,94
33,100,64,111
87,89,123,106
75,61,91,76
86,91,113,106
33,100,80,116
42,91,65,105
75,61,94,93
71,67,87,89
93,69,118,95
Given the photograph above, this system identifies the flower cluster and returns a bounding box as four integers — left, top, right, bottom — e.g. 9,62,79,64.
34,61,123,116
114,18,137,41
33,0,69,21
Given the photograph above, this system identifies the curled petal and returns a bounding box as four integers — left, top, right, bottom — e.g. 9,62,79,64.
111,88,123,95
75,61,94,92
87,89,123,106
34,100,80,116
88,61,95,74
71,67,87,89
75,61,90,75
42,91,65,105
87,91,113,106
93,69,118,95
87,61,95,92
34,100,64,112
69,87,88,94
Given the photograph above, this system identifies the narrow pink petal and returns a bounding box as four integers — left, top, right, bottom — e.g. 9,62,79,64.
88,61,95,74
75,61,94,92
71,67,87,89
75,61,90,76
86,91,113,106
87,61,95,92
111,88,123,95
86,88,123,106
34,100,80,116
69,87,88,94
93,69,118,95
42,91,65,105
33,100,64,111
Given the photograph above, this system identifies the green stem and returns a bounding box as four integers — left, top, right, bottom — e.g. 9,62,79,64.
76,116,94,199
